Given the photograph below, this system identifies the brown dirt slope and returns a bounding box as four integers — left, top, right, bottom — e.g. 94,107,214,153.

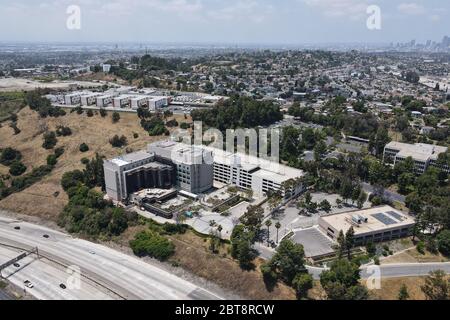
0,107,176,220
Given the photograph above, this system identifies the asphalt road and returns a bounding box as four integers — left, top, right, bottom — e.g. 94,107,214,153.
0,216,222,300
306,263,450,280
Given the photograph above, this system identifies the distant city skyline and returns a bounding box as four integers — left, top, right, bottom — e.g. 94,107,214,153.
0,0,449,44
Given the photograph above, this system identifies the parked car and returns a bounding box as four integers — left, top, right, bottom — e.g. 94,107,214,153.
24,280,34,288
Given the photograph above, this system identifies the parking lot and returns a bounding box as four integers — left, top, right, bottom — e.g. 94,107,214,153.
290,227,335,258
264,192,371,244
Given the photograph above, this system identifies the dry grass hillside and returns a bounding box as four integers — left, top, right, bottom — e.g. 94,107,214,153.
0,107,187,220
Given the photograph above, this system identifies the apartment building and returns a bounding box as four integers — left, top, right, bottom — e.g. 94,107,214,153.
319,206,415,246
383,141,449,174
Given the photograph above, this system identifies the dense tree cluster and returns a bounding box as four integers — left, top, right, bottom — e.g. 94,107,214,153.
191,96,283,130
58,184,136,238
25,90,66,118
58,154,130,238
320,259,368,300
129,231,175,261
109,135,128,148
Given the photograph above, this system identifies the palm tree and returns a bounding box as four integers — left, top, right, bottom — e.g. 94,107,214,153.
265,220,272,246
275,222,281,244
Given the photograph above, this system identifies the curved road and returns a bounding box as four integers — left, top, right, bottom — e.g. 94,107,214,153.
0,216,222,300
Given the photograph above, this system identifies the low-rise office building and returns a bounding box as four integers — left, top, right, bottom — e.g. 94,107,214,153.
319,205,415,246
383,141,449,174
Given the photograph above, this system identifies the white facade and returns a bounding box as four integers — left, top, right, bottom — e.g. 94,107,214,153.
80,93,100,106
96,94,115,108
64,92,82,105
148,96,168,111
383,141,449,174
130,96,149,109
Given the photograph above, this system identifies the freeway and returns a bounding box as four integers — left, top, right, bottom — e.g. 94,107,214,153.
0,216,222,300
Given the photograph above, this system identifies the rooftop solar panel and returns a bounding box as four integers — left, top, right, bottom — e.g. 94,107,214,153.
386,210,403,221
372,213,397,226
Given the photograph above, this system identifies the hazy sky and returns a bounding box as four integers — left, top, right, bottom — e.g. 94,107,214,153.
0,0,448,44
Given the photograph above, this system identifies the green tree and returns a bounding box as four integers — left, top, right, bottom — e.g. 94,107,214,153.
265,219,272,246
240,205,264,233
337,230,346,258
42,131,57,149
437,230,450,257
9,161,26,176
320,259,368,300
112,112,120,123
292,273,313,300
357,190,368,209
79,143,89,153
270,239,306,284
319,199,332,213
230,225,257,269
345,227,355,259
275,221,281,243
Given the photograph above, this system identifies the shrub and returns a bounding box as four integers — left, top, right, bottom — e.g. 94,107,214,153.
54,147,65,158
47,154,58,166
437,230,450,256
61,170,85,191
180,122,190,130
86,109,94,117
109,135,127,148
42,132,57,149
162,223,187,235
417,241,426,255
99,108,107,117
9,161,26,176
0,148,22,166
81,157,89,165
112,112,120,123
79,143,89,153
133,132,139,139
166,119,178,127
56,126,72,137
129,231,175,261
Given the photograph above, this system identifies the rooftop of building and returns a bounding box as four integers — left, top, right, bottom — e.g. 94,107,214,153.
385,141,448,161
108,150,154,167
319,205,415,235
150,141,304,184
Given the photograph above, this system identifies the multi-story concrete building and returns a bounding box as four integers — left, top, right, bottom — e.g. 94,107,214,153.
105,141,305,202
150,141,305,198
319,205,415,246
104,151,174,201
383,141,449,174
148,141,214,194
